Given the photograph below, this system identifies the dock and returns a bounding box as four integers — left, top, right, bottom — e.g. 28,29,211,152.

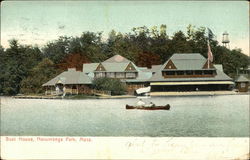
13,95,62,99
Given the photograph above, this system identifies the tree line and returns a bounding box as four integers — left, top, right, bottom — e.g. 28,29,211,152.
0,25,249,95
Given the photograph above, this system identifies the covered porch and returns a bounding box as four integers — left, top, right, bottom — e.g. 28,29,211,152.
44,84,92,95
150,81,234,92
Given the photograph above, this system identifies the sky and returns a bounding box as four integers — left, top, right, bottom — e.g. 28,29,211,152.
1,1,249,55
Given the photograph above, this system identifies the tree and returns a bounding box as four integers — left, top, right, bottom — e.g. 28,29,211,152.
168,31,192,54
68,32,107,62
105,30,140,62
0,46,5,94
1,25,249,96
42,36,71,64
136,52,161,68
1,40,44,95
92,77,126,95
20,58,60,94
57,53,89,71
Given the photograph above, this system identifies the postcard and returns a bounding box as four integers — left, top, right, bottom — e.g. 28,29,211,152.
1,1,249,159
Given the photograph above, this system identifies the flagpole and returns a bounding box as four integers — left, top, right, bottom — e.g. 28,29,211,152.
207,40,210,69
207,28,214,69
207,28,210,69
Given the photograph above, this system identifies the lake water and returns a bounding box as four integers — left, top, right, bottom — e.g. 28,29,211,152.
1,95,249,137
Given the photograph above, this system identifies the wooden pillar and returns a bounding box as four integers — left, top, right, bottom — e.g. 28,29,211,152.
77,85,79,95
71,85,73,94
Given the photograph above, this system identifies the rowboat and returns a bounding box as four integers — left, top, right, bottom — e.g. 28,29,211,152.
126,104,170,110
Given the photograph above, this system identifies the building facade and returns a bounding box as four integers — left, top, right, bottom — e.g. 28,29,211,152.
82,55,151,94
43,53,234,95
148,53,234,92
43,55,152,95
235,75,249,92
42,68,92,95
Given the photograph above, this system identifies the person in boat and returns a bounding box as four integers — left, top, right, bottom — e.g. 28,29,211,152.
145,102,155,108
149,102,155,107
136,99,145,107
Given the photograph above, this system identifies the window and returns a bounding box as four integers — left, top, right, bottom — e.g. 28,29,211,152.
126,72,136,78
165,71,175,75
186,71,194,75
204,70,213,75
241,83,246,88
116,72,125,78
106,72,115,78
176,71,184,75
194,71,202,75
95,72,105,78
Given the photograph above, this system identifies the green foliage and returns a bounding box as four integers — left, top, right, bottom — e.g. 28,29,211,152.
20,58,60,94
42,36,71,64
0,46,5,94
1,24,249,95
1,40,43,95
92,77,126,95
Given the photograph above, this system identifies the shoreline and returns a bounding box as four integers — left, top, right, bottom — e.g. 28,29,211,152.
7,91,249,99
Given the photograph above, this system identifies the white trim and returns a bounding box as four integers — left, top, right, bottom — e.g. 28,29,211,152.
150,81,234,86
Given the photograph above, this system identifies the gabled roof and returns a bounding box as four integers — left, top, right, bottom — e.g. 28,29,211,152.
163,53,207,70
82,63,99,73
98,62,138,72
103,54,130,63
149,53,233,82
148,68,233,82
235,75,249,82
82,55,136,73
171,53,206,60
83,62,138,73
42,68,92,86
125,66,153,82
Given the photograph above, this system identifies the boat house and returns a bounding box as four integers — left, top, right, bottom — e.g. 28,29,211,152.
43,53,234,95
235,75,249,92
148,53,234,92
42,68,92,95
82,55,152,94
43,55,152,95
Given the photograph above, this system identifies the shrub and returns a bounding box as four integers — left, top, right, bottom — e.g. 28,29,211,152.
92,77,126,95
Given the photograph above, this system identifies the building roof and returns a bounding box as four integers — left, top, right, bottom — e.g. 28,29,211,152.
214,64,223,72
83,54,139,73
103,54,130,63
148,53,233,82
149,65,162,73
101,62,137,72
171,53,206,60
42,68,92,86
164,53,207,70
235,75,249,82
125,68,153,83
148,69,232,82
83,63,99,73
83,62,139,73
